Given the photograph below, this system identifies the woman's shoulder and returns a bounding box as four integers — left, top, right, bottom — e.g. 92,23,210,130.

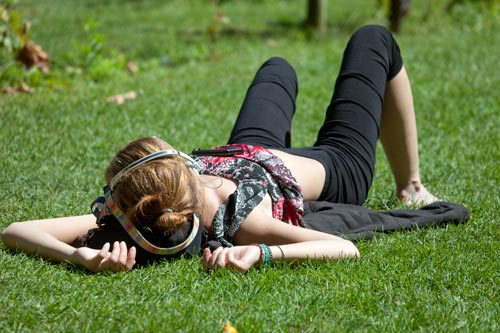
198,175,238,231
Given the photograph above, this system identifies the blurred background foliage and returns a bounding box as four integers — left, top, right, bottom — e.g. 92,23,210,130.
1,0,499,90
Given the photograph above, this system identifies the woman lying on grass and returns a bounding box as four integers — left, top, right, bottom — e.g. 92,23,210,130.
1,25,440,273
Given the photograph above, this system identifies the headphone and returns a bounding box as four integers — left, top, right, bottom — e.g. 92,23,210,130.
103,149,202,255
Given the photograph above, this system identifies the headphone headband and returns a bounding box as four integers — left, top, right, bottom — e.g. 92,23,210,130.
109,149,199,190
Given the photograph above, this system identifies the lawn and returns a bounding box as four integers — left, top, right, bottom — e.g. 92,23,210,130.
1,0,499,332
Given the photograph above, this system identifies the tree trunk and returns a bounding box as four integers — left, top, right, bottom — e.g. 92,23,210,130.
389,0,411,33
306,0,327,33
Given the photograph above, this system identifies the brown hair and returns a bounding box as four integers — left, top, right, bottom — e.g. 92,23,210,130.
105,136,201,236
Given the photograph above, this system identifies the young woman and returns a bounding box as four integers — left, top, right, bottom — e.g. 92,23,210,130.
1,25,439,273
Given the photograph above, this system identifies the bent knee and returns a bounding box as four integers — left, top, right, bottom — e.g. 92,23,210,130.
258,56,298,95
261,57,297,79
352,24,392,40
264,56,293,68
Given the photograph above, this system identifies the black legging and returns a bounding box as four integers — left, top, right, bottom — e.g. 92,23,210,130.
227,25,403,205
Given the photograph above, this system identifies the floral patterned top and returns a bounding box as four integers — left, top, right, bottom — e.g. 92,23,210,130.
194,144,304,247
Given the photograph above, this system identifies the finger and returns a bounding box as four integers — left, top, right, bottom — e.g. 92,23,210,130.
209,247,224,268
91,243,111,272
109,241,121,263
215,248,229,267
126,247,137,270
99,242,111,258
118,241,128,265
201,248,212,268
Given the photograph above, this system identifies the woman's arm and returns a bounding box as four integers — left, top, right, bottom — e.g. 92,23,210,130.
202,240,359,272
1,215,97,260
202,207,359,271
1,215,136,272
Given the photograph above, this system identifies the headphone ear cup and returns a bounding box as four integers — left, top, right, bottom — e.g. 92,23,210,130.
82,223,171,266
83,214,203,266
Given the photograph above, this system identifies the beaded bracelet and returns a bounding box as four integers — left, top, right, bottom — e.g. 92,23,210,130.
252,243,273,265
261,244,273,265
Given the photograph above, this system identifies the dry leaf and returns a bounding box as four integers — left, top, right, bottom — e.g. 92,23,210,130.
16,41,50,73
127,61,139,74
65,66,83,75
106,91,137,105
222,322,238,333
2,83,35,95
266,38,278,47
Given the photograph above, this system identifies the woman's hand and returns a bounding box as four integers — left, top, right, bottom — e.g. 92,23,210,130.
72,241,136,273
201,245,260,272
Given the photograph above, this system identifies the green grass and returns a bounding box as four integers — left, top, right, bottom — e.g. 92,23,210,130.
1,0,499,332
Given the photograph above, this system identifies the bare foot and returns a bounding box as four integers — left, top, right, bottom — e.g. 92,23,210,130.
398,181,440,206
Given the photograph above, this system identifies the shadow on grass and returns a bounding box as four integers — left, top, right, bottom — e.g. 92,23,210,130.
176,18,376,41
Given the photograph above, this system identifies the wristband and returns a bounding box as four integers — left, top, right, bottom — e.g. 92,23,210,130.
276,245,285,260
260,244,272,265
252,243,273,265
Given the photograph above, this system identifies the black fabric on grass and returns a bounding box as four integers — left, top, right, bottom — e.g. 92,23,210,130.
301,201,470,241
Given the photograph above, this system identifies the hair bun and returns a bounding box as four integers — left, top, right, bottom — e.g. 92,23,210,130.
155,210,189,235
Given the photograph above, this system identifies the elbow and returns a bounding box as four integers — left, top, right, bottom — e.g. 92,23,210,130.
343,240,360,259
352,246,360,259
1,222,22,249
